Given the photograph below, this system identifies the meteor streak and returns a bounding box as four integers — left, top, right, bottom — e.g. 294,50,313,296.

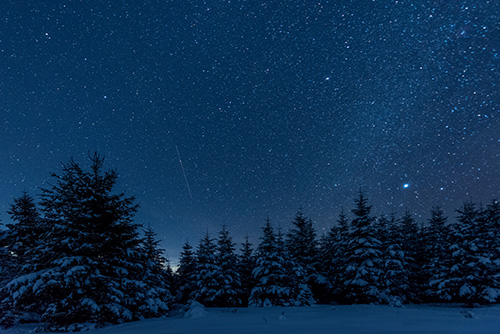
176,146,193,199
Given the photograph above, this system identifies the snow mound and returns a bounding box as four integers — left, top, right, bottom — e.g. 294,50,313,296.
184,301,207,319
263,298,272,308
460,309,476,319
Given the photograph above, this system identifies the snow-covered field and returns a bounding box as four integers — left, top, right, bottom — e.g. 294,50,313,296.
3,305,500,334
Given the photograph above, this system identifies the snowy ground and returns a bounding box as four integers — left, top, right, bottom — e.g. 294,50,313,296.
3,305,500,334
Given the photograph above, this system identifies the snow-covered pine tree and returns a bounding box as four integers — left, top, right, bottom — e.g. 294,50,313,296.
381,214,410,307
0,228,17,328
249,219,313,307
486,200,500,278
277,226,314,306
317,210,350,302
213,225,242,307
286,210,318,284
239,235,256,305
438,202,500,305
140,225,173,316
4,191,42,270
424,206,451,302
249,219,290,307
176,241,197,304
317,231,335,301
340,192,383,304
191,232,219,306
0,229,13,286
399,210,421,303
1,191,43,327
3,154,168,330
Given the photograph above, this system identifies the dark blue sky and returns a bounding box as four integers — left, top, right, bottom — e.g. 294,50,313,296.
1,1,499,264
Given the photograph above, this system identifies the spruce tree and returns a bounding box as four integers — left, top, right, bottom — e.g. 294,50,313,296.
381,214,410,306
486,200,500,272
286,210,318,282
1,193,42,327
249,219,289,307
5,191,42,269
0,228,17,328
278,227,314,306
438,202,499,304
0,229,14,287
239,235,256,305
317,210,350,302
140,226,173,315
213,225,242,306
3,154,167,330
176,241,197,304
399,210,421,303
340,192,383,304
250,219,313,307
424,206,451,302
191,232,219,306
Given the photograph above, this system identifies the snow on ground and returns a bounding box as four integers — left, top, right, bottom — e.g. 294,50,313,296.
3,305,500,334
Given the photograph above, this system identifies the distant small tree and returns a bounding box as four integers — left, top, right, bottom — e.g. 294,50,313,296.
424,206,451,302
5,191,42,268
250,219,313,307
317,210,350,302
381,214,410,307
249,219,291,306
399,210,421,303
140,225,173,315
191,232,219,306
438,202,500,305
239,235,256,305
176,241,197,304
340,192,383,304
213,225,241,306
286,210,318,282
278,227,314,306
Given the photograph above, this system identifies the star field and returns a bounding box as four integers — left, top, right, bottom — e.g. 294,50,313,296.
1,1,499,263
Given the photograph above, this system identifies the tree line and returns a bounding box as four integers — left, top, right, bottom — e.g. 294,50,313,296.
1,155,499,331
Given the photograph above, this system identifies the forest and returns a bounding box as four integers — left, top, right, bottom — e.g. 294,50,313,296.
1,155,499,331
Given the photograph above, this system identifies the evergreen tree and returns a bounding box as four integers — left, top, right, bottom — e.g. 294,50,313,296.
176,241,197,304
317,210,350,302
438,202,500,304
0,230,13,287
316,231,335,301
239,235,256,305
249,219,286,307
399,210,422,303
0,228,17,328
250,219,313,307
191,232,219,306
5,191,42,269
424,206,451,302
486,200,500,270
1,192,42,327
3,154,167,330
140,226,173,315
286,210,318,281
213,225,242,306
340,192,383,304
278,226,314,306
381,214,410,306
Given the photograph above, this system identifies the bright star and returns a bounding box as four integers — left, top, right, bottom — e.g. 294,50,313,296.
403,183,410,189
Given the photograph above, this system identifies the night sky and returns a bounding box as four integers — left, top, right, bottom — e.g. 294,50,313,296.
1,1,499,264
